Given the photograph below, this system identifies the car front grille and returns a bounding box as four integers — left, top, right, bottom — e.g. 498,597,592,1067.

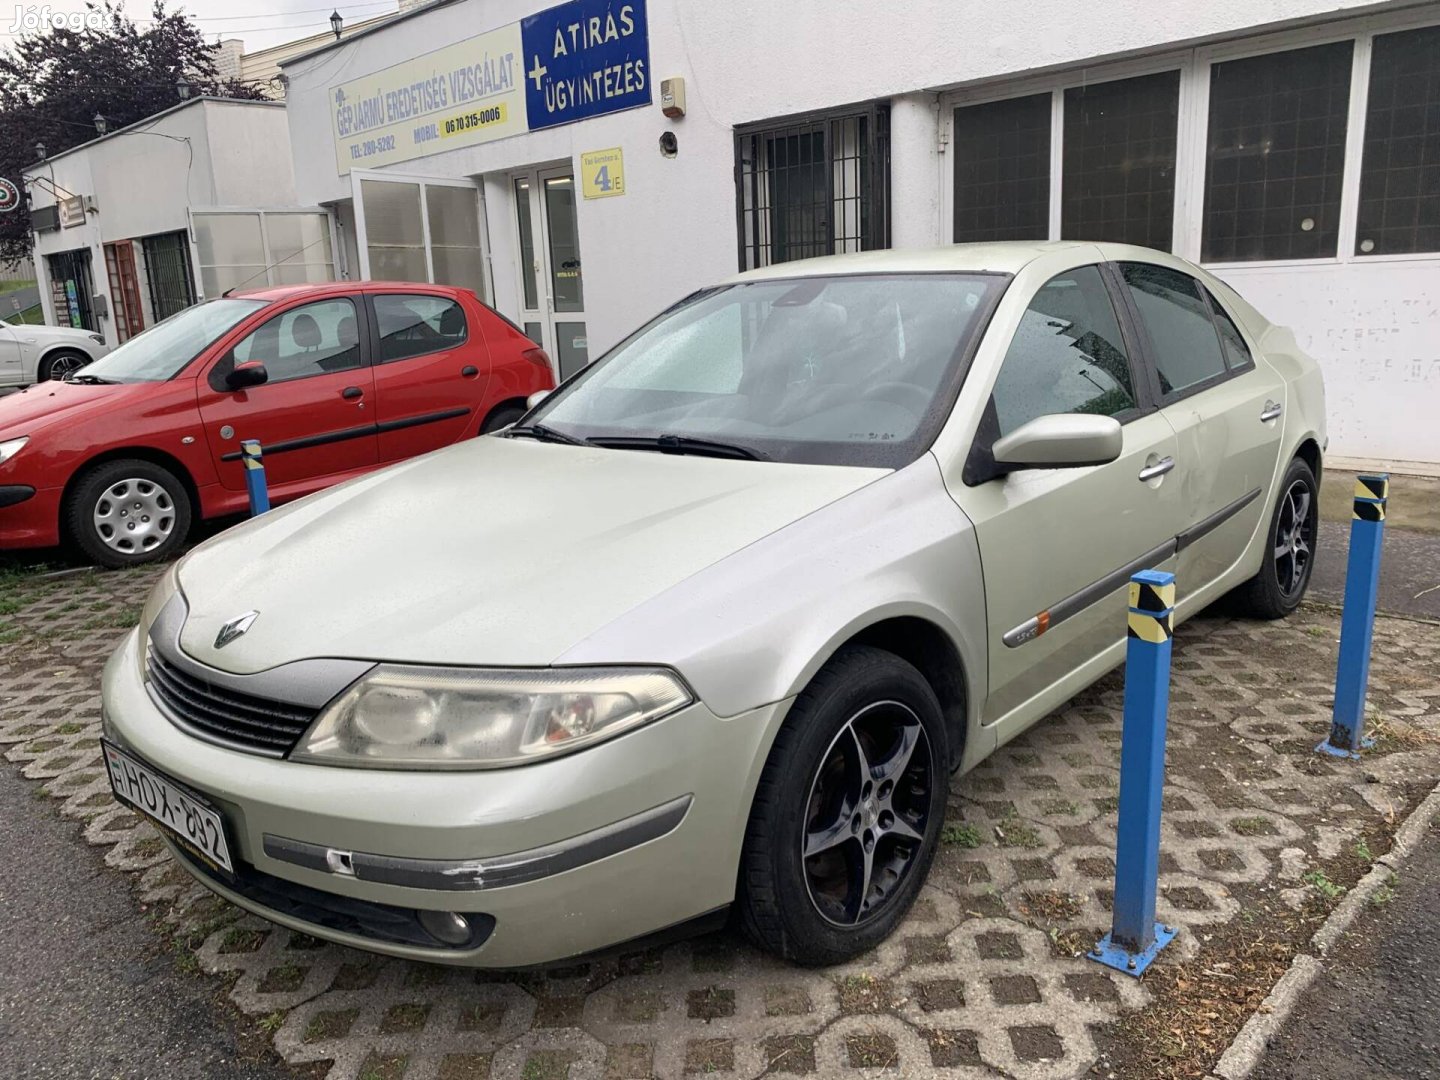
146,645,319,757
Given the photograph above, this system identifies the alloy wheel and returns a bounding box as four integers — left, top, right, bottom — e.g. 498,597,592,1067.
801,701,935,926
49,354,87,380
93,478,175,555
1273,478,1315,600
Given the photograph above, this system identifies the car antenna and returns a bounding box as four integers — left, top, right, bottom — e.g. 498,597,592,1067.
216,234,334,299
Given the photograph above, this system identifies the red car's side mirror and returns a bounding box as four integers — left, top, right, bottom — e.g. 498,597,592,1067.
226,360,269,390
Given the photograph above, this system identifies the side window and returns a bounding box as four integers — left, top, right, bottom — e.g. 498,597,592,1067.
374,294,467,363
229,298,360,384
1206,288,1253,371
991,265,1137,437
1120,264,1228,395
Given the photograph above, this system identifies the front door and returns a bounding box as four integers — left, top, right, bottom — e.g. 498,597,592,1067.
961,264,1185,733
0,322,21,385
197,295,378,492
513,167,589,381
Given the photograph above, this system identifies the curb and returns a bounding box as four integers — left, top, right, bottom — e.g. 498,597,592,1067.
1210,781,1440,1080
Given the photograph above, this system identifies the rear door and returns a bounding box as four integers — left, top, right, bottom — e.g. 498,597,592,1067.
1110,260,1285,598
961,263,1185,727
197,295,377,492
366,292,489,463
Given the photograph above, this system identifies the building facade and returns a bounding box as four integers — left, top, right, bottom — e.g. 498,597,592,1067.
24,98,336,348
277,0,1440,469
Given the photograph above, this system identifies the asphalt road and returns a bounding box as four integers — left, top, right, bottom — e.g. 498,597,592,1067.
1309,520,1440,622
0,767,297,1080
1254,822,1440,1080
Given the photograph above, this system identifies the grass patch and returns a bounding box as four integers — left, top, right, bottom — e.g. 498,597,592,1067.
940,822,983,847
1229,816,1276,837
1302,869,1346,901
995,813,1044,848
258,1011,286,1034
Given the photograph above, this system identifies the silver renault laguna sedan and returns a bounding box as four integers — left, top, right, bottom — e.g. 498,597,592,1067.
101,242,1324,967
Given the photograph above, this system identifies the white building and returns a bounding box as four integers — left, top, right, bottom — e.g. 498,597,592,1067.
24,97,337,347
278,1,1434,470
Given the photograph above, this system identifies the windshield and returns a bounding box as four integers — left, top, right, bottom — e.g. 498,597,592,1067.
529,273,1005,467
77,299,268,383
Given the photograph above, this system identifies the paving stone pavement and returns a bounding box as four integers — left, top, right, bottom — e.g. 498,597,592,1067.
2,566,1438,1080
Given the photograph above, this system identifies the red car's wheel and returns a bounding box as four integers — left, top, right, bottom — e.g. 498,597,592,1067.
65,459,193,568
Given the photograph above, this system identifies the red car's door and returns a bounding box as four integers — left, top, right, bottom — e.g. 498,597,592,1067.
197,295,378,492
366,292,490,463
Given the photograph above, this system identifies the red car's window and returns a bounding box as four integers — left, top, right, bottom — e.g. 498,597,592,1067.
373,294,467,363
221,298,362,385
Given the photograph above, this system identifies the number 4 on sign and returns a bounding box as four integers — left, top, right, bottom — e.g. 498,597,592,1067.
595,164,611,191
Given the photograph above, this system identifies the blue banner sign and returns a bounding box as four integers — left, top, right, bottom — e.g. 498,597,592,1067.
520,0,650,132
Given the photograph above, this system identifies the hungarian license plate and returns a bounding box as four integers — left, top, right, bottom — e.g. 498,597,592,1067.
102,740,234,874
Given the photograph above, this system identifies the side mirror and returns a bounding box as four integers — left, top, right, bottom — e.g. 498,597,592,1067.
992,413,1123,470
226,360,269,390
526,389,551,410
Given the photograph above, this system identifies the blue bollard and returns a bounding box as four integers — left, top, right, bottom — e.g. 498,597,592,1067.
241,440,271,515
1089,569,1178,977
1318,474,1389,759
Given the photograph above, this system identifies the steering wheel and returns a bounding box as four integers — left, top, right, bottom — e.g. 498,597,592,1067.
868,381,931,415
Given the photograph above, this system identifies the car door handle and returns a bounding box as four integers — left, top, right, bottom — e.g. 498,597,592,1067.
1260,400,1283,422
1138,456,1175,482
341,386,363,400
460,365,479,377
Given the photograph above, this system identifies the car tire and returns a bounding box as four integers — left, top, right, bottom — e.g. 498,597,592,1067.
1237,456,1319,620
38,349,91,382
480,402,527,434
65,459,193,568
737,645,950,965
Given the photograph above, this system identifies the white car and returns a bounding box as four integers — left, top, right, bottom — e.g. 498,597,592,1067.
0,315,109,386
102,242,1324,967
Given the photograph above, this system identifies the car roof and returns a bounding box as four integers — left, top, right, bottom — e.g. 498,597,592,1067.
724,240,1233,283
228,281,471,302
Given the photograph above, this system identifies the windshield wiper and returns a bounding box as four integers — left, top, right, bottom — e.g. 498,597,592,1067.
586,434,765,461
65,374,117,385
505,422,590,446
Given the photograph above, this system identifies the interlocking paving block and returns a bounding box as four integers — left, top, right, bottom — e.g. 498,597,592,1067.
2,570,1439,1078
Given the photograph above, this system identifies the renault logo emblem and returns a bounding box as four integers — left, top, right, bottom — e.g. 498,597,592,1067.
214,611,259,649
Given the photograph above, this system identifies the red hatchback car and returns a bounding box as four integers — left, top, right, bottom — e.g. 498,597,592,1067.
0,282,554,567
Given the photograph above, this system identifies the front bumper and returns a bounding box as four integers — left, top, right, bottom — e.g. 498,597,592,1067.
0,483,61,548
101,629,788,967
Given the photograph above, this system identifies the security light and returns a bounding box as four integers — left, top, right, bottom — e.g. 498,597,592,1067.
93,113,107,135
177,77,191,100
330,10,343,38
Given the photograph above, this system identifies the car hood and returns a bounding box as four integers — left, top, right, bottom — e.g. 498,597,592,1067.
0,379,159,438
9,323,97,343
176,436,887,673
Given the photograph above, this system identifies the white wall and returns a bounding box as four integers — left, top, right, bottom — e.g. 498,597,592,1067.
281,0,1438,465
25,100,298,346
204,102,298,206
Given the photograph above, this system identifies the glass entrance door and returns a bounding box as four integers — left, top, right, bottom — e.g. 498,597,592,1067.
513,167,589,380
351,172,488,300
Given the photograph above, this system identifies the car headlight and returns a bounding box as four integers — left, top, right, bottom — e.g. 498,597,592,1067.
292,665,694,769
0,436,28,466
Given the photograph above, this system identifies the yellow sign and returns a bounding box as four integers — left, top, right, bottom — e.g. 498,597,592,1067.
580,147,625,199
330,22,526,175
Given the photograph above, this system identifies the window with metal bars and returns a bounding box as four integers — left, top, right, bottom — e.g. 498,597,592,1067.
735,102,890,271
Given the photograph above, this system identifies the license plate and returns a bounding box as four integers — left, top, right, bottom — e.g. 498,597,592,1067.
102,740,234,874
